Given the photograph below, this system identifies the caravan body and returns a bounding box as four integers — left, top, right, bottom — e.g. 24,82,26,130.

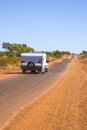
21,53,48,73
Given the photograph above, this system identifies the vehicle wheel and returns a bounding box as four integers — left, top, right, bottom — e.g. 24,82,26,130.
28,62,35,70
41,69,45,74
45,68,48,72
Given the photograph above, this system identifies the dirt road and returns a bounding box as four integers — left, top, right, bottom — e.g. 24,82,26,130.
2,58,87,130
0,59,71,130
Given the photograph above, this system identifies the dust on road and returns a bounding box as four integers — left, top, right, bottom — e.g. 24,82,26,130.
3,58,87,130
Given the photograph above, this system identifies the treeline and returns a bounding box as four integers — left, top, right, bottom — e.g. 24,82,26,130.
0,42,34,57
46,50,71,59
0,42,71,69
0,42,71,57
80,50,87,59
81,50,87,55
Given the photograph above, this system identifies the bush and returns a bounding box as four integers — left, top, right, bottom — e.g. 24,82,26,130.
80,54,87,59
0,56,20,69
0,51,6,56
0,58,7,67
7,56,20,65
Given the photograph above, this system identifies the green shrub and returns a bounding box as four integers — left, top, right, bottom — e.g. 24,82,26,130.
0,56,20,69
80,54,87,59
7,56,20,65
0,58,7,67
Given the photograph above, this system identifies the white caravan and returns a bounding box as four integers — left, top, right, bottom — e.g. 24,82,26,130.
21,53,49,74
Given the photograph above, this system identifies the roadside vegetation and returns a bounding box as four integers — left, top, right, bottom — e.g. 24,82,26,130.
46,50,71,59
46,50,71,62
0,42,71,69
0,56,20,69
79,50,87,63
0,42,34,69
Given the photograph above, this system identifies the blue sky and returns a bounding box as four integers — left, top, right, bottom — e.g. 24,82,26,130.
0,0,87,53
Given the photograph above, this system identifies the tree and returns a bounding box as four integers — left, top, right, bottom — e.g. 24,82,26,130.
82,50,87,54
2,42,34,56
53,50,62,58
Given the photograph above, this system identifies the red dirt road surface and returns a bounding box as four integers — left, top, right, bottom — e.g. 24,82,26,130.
2,58,87,130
